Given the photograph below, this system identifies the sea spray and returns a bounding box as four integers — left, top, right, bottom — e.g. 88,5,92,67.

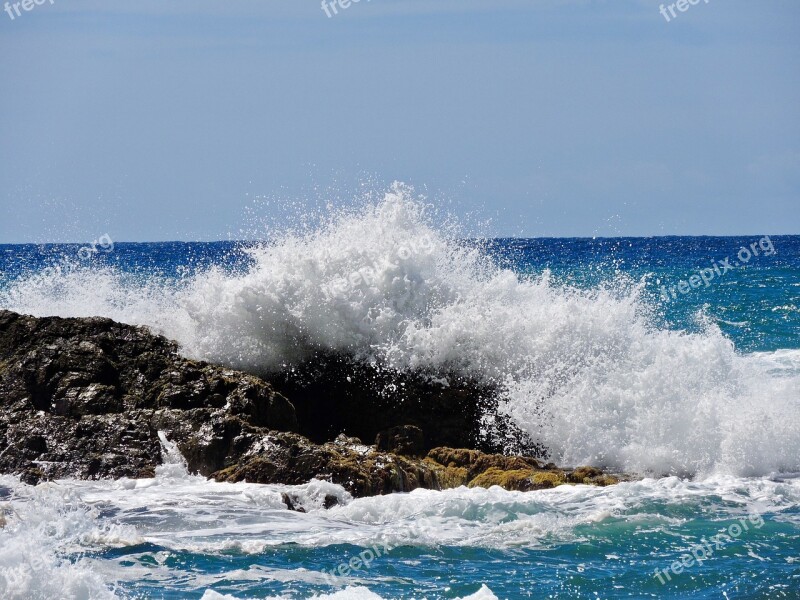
1,183,799,477
156,431,192,480
0,477,136,600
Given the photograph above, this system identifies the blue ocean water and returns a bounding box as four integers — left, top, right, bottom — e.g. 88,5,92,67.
0,222,799,599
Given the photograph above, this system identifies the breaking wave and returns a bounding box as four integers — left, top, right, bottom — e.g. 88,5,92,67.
2,183,799,477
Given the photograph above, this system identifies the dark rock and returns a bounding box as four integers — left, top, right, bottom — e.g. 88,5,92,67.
19,466,45,486
211,434,621,498
0,310,297,481
281,492,306,512
0,310,623,497
213,430,443,496
264,351,540,455
375,424,425,457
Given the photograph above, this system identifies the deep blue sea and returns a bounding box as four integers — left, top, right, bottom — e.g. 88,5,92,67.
0,198,798,599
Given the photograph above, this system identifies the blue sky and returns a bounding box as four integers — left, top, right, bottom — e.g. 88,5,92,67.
0,0,798,242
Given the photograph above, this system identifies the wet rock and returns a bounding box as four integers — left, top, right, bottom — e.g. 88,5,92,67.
0,310,622,497
264,352,540,455
214,430,436,496
211,434,620,498
468,467,562,491
17,466,46,486
427,447,540,477
375,425,425,457
0,310,297,480
567,466,620,486
281,492,306,513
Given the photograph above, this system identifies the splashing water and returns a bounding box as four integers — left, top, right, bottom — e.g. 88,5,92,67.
155,432,192,480
0,469,797,599
1,183,799,477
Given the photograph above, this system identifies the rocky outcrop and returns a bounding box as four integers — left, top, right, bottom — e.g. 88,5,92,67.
0,310,297,482
375,425,425,457
0,310,623,496
264,352,541,455
211,432,620,497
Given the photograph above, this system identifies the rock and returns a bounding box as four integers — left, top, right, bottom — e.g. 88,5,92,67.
375,425,425,457
467,468,566,491
265,352,541,455
211,430,441,497
0,310,623,497
427,446,540,477
281,492,306,513
566,466,620,486
0,310,297,480
19,466,46,486
280,492,340,512
211,435,620,498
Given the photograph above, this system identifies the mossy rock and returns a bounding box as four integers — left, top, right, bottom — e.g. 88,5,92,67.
468,467,537,490
211,464,238,481
428,447,540,479
588,474,620,486
422,458,470,489
527,471,567,490
567,466,603,483
470,455,540,477
427,447,483,469
213,457,280,483
566,466,619,486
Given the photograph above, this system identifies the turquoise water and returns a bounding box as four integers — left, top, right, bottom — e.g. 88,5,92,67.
0,209,798,599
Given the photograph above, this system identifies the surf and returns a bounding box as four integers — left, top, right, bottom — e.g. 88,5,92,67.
1,183,798,478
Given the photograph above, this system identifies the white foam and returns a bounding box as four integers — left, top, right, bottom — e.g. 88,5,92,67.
0,477,137,600
2,471,797,598
199,586,498,600
2,183,799,476
156,430,192,480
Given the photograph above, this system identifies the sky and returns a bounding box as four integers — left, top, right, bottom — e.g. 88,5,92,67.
0,0,798,242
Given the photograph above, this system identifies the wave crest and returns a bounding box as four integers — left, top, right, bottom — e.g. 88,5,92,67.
2,183,799,477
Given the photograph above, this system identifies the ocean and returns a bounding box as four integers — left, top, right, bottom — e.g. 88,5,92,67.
0,189,798,599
